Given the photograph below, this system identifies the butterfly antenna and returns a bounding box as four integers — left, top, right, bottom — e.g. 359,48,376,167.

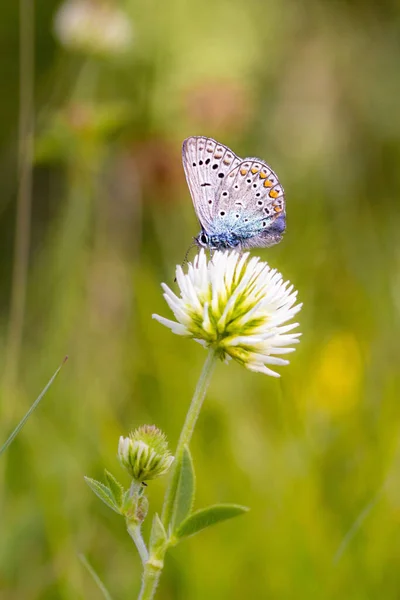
183,240,197,266
174,240,197,282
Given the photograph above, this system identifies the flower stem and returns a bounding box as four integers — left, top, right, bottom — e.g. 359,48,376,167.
161,347,217,529
136,348,217,600
127,522,149,564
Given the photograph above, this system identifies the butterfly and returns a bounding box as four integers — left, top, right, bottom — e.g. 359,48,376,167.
182,136,286,250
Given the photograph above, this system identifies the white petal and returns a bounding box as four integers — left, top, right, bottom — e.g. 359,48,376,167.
247,362,281,377
152,314,189,335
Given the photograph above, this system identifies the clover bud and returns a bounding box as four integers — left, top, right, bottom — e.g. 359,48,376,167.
118,425,174,482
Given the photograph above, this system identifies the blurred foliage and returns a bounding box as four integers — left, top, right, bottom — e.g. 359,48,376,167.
1,0,400,598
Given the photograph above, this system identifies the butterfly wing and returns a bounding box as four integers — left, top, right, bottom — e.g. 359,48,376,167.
214,157,286,248
182,136,242,231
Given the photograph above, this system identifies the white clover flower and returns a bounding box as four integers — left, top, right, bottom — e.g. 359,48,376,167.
153,250,302,377
54,0,133,57
118,425,174,482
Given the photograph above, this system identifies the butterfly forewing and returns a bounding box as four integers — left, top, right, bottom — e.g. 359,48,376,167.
182,136,241,229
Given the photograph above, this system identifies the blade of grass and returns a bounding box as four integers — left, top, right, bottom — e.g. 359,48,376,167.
78,553,114,600
0,356,68,457
4,0,35,389
333,488,384,565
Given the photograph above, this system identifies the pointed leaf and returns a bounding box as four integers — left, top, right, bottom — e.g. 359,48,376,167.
104,470,124,508
175,504,249,540
171,445,195,532
84,477,120,514
149,513,167,554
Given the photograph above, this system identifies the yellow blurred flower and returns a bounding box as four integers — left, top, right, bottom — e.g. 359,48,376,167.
312,332,362,414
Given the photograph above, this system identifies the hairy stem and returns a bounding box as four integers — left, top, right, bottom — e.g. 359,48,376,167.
127,522,149,565
138,558,163,600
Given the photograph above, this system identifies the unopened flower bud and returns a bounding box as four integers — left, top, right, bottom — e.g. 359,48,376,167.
118,425,174,482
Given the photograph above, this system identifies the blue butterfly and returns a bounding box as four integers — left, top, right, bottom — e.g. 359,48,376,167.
182,136,286,250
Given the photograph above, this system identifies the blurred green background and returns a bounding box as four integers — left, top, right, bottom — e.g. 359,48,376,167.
1,0,400,598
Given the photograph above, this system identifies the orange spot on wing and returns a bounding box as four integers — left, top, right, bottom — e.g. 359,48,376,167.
269,189,279,198
214,154,222,159
259,171,268,179
240,168,247,176
263,180,273,188
274,206,283,212
251,167,259,174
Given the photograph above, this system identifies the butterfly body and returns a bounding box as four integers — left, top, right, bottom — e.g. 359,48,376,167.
182,136,286,251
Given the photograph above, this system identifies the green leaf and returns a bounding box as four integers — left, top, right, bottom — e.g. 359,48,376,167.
104,470,124,508
84,477,120,514
175,504,249,541
170,445,195,533
149,513,167,554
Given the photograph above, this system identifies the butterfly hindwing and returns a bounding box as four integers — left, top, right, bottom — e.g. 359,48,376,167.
214,158,286,247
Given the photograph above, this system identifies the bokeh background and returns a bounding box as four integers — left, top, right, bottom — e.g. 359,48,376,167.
1,0,400,598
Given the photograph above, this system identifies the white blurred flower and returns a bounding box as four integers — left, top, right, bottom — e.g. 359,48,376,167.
118,425,174,482
153,250,302,377
54,0,133,57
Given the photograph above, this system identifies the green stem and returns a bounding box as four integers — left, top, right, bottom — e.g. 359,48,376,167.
127,522,149,564
137,348,217,600
138,559,163,600
161,347,217,529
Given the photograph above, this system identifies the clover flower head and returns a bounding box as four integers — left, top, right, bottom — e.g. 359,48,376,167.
118,425,174,482
153,250,302,377
54,0,133,57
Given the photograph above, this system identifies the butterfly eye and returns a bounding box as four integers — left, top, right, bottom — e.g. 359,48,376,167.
200,233,208,244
